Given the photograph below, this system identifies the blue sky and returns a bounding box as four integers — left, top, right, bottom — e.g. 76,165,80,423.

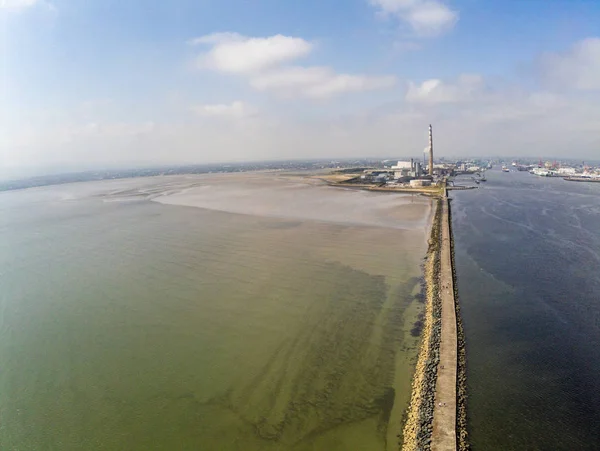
2,0,600,174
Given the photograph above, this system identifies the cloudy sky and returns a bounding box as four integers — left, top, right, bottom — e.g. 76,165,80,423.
1,0,599,175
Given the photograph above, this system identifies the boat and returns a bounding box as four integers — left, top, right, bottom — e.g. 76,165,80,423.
531,168,551,177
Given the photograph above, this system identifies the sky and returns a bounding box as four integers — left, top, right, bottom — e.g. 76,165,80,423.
1,0,599,175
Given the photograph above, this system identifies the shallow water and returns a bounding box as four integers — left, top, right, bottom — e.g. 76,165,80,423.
452,170,600,450
0,174,431,450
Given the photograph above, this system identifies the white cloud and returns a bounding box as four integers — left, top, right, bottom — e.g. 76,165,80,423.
192,33,312,74
527,92,562,109
539,38,600,90
193,32,397,99
250,66,396,98
369,0,458,37
188,32,245,45
250,66,331,91
0,0,56,15
406,2,457,36
305,74,397,98
7,35,600,172
190,101,254,118
405,74,484,103
0,0,38,9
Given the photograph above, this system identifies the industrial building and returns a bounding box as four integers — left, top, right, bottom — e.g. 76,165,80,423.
354,124,441,188
392,159,424,179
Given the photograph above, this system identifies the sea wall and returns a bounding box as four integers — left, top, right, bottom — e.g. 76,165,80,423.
447,199,470,451
400,195,470,451
401,198,443,450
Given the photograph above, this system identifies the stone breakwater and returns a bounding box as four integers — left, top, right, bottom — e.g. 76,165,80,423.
447,199,470,451
401,195,470,451
401,198,443,451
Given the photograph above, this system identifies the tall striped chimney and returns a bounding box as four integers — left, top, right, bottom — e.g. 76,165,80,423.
428,124,434,176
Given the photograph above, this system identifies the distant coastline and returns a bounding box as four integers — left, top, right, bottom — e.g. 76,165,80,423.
0,160,383,192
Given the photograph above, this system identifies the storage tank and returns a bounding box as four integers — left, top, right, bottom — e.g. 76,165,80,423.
409,179,432,187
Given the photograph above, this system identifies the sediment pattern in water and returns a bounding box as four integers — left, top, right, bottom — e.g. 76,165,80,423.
215,261,415,446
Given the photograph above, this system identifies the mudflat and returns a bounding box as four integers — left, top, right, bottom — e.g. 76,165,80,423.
1,173,433,450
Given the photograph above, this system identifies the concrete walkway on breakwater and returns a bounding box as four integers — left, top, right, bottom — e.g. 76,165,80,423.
431,195,458,451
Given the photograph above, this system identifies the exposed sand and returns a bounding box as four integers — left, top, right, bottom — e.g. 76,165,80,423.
151,173,431,230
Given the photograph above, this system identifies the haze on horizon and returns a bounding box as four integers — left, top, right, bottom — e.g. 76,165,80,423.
2,0,599,177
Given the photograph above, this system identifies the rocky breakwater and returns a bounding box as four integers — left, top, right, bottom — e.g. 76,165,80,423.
401,194,470,451
401,198,443,451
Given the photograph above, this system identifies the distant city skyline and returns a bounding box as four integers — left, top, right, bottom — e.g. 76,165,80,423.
2,0,600,176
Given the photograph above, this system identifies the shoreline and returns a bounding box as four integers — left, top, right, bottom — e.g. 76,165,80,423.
312,175,445,197
329,183,444,197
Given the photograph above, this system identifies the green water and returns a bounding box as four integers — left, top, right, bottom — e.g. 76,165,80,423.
0,177,430,450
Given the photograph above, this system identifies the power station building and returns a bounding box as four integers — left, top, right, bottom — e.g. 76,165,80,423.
392,158,424,179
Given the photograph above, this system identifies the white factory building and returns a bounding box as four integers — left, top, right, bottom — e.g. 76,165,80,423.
392,161,413,170
391,159,425,178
